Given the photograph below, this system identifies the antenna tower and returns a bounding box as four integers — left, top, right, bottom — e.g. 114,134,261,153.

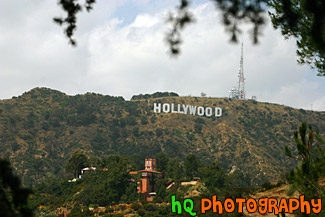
237,42,245,99
229,42,247,100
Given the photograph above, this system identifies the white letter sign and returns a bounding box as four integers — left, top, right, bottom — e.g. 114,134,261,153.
153,103,223,118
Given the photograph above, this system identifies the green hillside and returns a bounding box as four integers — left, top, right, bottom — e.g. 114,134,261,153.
0,87,324,186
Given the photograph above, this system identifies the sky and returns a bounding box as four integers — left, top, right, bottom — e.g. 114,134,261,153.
0,0,324,111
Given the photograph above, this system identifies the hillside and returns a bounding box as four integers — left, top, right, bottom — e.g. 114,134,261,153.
0,87,324,186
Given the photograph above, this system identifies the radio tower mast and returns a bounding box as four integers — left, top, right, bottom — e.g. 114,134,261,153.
237,42,245,99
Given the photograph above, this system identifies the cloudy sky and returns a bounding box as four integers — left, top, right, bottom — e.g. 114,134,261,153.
0,0,324,111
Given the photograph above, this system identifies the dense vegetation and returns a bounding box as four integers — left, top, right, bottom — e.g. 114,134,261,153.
284,123,325,217
131,92,179,101
0,88,324,216
3,131,324,216
0,88,324,187
0,159,33,217
28,153,253,217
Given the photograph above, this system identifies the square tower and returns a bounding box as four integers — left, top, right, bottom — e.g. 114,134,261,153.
145,159,156,171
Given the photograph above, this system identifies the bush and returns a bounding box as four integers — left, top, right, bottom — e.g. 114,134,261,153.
131,202,141,211
137,208,146,216
89,204,99,209
105,206,114,213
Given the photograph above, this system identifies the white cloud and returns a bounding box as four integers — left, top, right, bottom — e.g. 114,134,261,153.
0,1,324,111
312,97,325,111
269,80,322,110
131,14,159,28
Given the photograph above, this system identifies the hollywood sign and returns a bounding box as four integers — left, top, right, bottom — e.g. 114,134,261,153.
153,103,222,117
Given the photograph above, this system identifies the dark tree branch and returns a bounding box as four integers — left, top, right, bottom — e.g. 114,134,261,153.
54,0,96,46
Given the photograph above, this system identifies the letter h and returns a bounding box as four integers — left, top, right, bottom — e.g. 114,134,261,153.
154,103,161,113
171,195,182,214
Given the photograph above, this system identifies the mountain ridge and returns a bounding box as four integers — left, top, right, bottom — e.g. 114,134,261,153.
0,87,324,186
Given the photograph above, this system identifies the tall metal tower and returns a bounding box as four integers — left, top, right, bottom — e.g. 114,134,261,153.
237,42,245,99
229,42,246,100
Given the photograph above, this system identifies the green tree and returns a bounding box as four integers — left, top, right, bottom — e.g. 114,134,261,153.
315,133,325,177
130,154,143,170
123,182,138,203
199,161,226,194
65,152,88,179
284,123,324,199
155,153,169,177
80,158,130,206
101,155,132,170
284,123,325,216
166,158,183,181
0,159,33,217
155,179,167,202
184,154,200,179
285,123,319,192
269,0,325,76
68,204,94,217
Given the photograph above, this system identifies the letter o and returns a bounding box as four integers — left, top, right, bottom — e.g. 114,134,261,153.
205,107,212,117
224,199,235,213
246,199,257,213
162,103,170,113
197,106,204,116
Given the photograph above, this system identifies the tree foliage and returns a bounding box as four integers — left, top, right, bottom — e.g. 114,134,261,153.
64,152,88,178
131,92,179,101
54,0,96,46
79,155,132,206
199,161,226,194
285,122,325,204
155,153,169,177
155,179,167,201
269,0,325,76
0,159,33,217
184,154,200,179
166,158,183,181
